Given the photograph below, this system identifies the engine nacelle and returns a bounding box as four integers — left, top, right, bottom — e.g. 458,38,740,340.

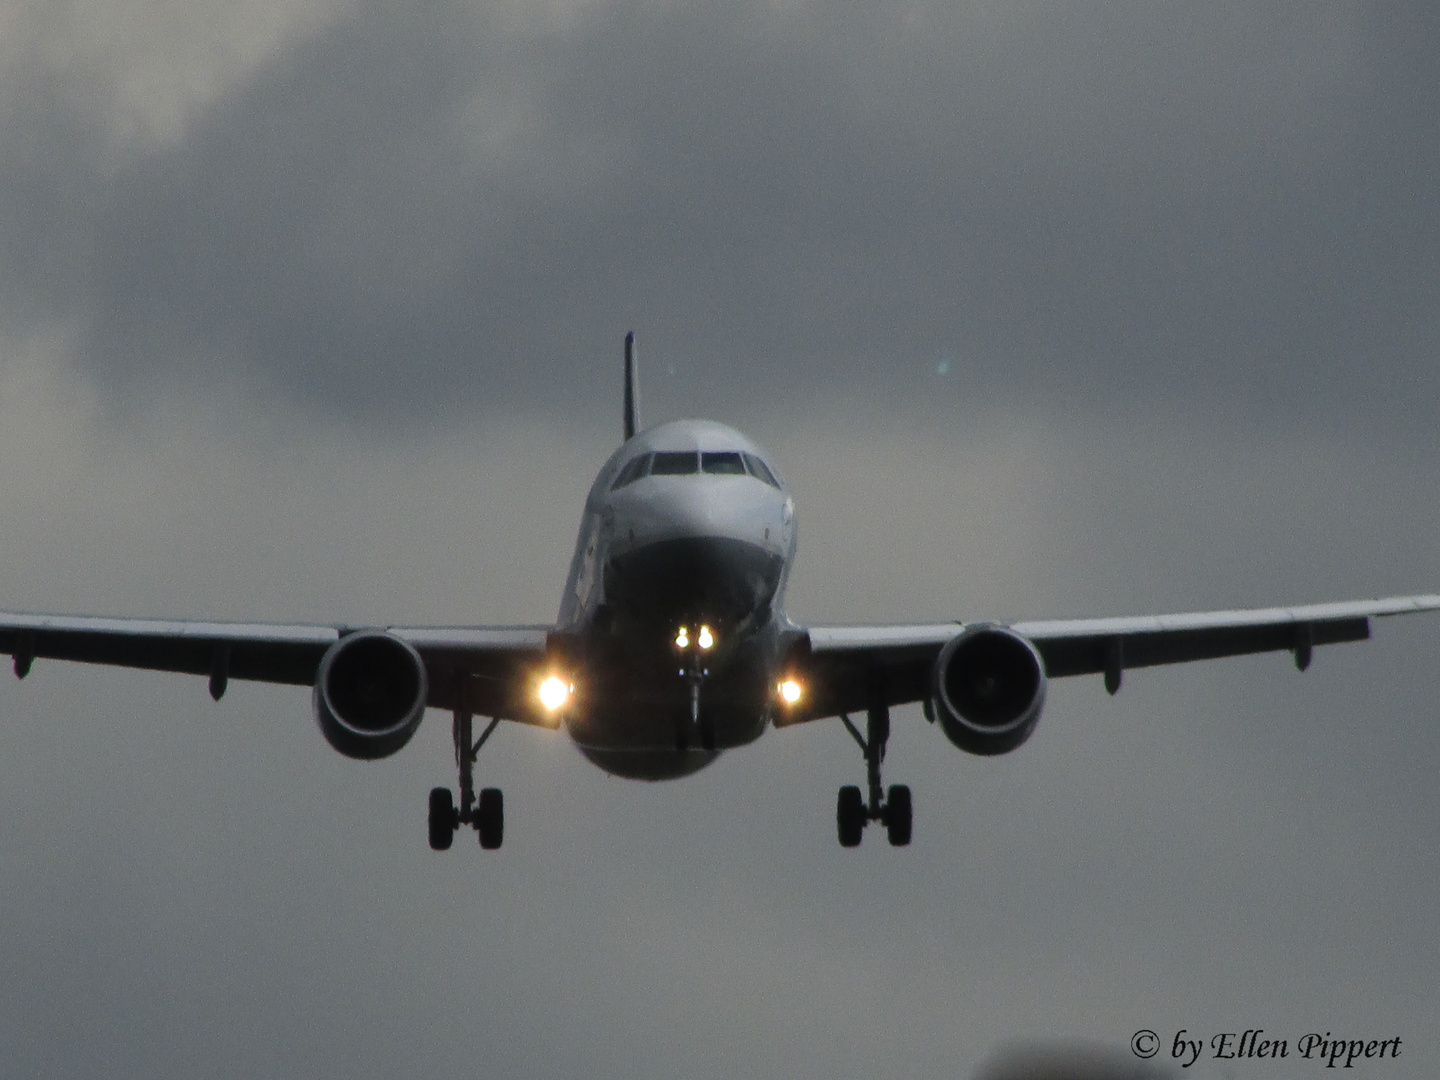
932,625,1047,756
313,631,428,760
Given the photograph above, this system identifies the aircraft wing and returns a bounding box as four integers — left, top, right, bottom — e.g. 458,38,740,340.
787,593,1440,724
0,611,552,722
389,625,551,721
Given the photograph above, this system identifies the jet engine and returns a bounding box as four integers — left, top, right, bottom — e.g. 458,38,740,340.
932,625,1047,756
313,631,429,760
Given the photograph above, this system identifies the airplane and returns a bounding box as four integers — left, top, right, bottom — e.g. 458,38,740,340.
3,332,1439,851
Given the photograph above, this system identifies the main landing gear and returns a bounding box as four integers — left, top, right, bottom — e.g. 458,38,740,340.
429,701,504,851
836,705,911,848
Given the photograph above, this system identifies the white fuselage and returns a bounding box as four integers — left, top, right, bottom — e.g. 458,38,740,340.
555,420,798,778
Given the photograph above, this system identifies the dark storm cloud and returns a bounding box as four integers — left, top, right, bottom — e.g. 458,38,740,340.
3,1,1437,428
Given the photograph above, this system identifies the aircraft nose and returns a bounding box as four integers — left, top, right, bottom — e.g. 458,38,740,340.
621,477,779,550
605,477,789,625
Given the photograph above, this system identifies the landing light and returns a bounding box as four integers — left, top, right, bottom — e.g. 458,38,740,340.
675,627,690,649
538,675,571,712
697,625,715,650
778,678,803,705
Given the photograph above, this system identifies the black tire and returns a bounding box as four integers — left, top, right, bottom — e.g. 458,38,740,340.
836,785,864,848
428,787,456,851
885,784,912,847
477,787,504,850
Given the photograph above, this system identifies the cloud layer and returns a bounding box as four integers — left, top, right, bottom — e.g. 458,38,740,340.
1,3,1438,1078
4,0,1437,429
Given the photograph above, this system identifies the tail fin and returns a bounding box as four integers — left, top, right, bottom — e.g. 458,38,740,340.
623,331,641,441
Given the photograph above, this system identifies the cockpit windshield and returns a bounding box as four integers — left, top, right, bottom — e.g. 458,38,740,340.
610,453,652,489
701,451,747,475
743,452,781,488
612,448,781,488
650,451,699,475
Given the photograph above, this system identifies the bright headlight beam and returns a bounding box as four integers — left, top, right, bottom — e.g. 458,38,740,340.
697,625,714,650
538,675,570,712
675,627,690,649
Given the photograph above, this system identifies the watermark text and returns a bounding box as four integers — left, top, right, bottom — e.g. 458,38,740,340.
1129,1029,1403,1068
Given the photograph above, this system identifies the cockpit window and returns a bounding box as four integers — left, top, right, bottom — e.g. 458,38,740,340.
611,453,652,489
701,451,747,475
650,451,699,475
634,450,774,482
743,452,781,488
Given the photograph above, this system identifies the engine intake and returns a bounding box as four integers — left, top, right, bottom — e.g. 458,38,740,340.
932,625,1047,756
314,631,428,760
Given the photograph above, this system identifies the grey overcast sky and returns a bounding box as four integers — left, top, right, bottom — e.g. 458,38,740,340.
1,2,1436,1078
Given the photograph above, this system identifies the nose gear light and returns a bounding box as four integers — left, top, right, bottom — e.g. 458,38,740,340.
778,678,803,705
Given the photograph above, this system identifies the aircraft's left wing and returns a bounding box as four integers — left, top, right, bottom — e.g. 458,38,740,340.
785,594,1440,724
0,611,552,723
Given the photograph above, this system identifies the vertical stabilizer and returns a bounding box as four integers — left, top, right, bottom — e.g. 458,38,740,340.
623,332,641,441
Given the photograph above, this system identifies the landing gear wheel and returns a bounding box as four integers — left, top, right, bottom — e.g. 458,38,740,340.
428,787,456,851
477,787,504,850
835,706,913,850
885,784,912,847
837,785,864,848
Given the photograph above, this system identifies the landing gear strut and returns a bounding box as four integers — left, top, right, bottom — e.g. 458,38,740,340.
429,695,504,851
836,705,911,847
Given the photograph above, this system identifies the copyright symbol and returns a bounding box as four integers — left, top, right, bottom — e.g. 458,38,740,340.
1131,1030,1159,1059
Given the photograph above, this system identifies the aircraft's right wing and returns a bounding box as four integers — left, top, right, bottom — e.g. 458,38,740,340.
0,611,340,688
785,593,1440,724
0,611,554,724
389,625,552,722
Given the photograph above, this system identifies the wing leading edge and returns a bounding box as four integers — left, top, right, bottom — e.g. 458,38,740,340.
787,594,1440,724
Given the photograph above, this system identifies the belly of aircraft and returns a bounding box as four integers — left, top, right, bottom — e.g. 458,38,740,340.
560,534,787,778
564,657,771,757
573,745,722,781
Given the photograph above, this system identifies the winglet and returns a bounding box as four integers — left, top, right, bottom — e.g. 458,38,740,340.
623,331,641,441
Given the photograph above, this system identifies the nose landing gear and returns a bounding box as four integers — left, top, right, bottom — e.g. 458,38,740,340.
673,623,716,752
429,697,504,851
836,705,911,847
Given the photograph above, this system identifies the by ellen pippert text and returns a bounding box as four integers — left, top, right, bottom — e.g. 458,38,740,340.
1139,1029,1403,1068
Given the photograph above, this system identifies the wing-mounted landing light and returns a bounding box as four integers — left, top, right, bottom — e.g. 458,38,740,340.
770,630,813,727
537,674,573,714
697,625,715,650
